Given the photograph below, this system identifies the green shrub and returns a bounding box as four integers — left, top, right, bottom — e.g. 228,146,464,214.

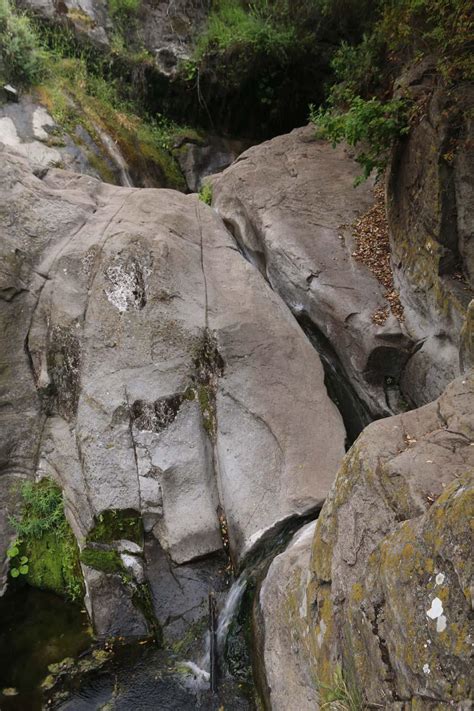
198,182,213,205
310,96,410,182
379,0,474,81
9,479,84,601
0,0,44,86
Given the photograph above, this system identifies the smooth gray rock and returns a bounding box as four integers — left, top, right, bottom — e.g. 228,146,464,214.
258,521,318,711
211,126,412,417
0,147,345,632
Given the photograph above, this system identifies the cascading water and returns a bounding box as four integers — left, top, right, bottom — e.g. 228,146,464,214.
93,123,134,188
216,575,248,659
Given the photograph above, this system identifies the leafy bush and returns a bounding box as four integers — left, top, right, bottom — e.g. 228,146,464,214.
0,0,44,86
379,0,474,81
310,96,410,182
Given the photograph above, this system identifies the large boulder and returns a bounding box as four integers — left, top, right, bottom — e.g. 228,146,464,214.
307,372,474,708
388,63,474,404
0,146,345,634
211,126,412,417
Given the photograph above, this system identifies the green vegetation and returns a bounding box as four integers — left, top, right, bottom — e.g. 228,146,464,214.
310,97,410,182
0,0,187,188
198,182,213,205
6,545,29,578
194,0,298,61
108,0,140,18
317,665,363,710
80,547,124,574
86,508,143,546
309,0,473,180
35,42,187,188
9,479,84,601
0,0,44,85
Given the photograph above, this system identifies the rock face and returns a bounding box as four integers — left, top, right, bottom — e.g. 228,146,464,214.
304,373,474,708
211,126,412,417
388,64,474,405
20,0,207,70
175,135,251,193
0,145,345,634
212,123,474,415
257,522,318,711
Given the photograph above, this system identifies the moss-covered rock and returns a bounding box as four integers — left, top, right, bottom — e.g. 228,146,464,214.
387,69,474,405
86,508,143,546
9,479,84,601
307,373,474,707
80,547,124,574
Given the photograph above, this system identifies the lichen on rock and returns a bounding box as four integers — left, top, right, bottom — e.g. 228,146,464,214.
307,373,474,707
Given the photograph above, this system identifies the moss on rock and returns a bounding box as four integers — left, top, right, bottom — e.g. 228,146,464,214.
10,479,84,601
86,508,143,546
80,547,124,574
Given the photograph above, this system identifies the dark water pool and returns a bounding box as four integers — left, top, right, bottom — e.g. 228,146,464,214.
0,587,92,710
0,586,255,710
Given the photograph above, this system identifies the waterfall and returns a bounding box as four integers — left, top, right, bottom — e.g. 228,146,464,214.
216,574,247,657
94,124,134,188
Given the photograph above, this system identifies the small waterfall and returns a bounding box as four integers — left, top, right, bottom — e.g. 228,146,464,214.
94,124,134,188
216,575,247,656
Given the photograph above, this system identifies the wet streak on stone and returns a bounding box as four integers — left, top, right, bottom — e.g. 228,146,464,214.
296,313,374,446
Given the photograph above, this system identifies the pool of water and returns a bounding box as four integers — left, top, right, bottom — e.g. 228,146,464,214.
0,586,92,711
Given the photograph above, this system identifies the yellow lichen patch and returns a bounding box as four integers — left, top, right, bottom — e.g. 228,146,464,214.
350,582,364,605
310,586,337,689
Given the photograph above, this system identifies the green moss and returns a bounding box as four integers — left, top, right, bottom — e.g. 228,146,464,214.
80,547,124,574
10,479,84,601
86,508,143,546
85,149,118,184
34,50,188,190
132,582,161,641
197,385,214,433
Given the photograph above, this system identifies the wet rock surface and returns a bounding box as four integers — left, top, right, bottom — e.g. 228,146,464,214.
0,145,345,634
0,94,124,180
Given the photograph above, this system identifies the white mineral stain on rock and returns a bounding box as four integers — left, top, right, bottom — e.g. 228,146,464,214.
423,664,430,674
436,615,447,633
426,597,447,632
435,572,445,585
426,597,443,620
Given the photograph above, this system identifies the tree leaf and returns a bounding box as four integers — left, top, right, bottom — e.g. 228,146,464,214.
10,568,20,578
20,556,28,564
19,565,29,575
7,546,19,558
